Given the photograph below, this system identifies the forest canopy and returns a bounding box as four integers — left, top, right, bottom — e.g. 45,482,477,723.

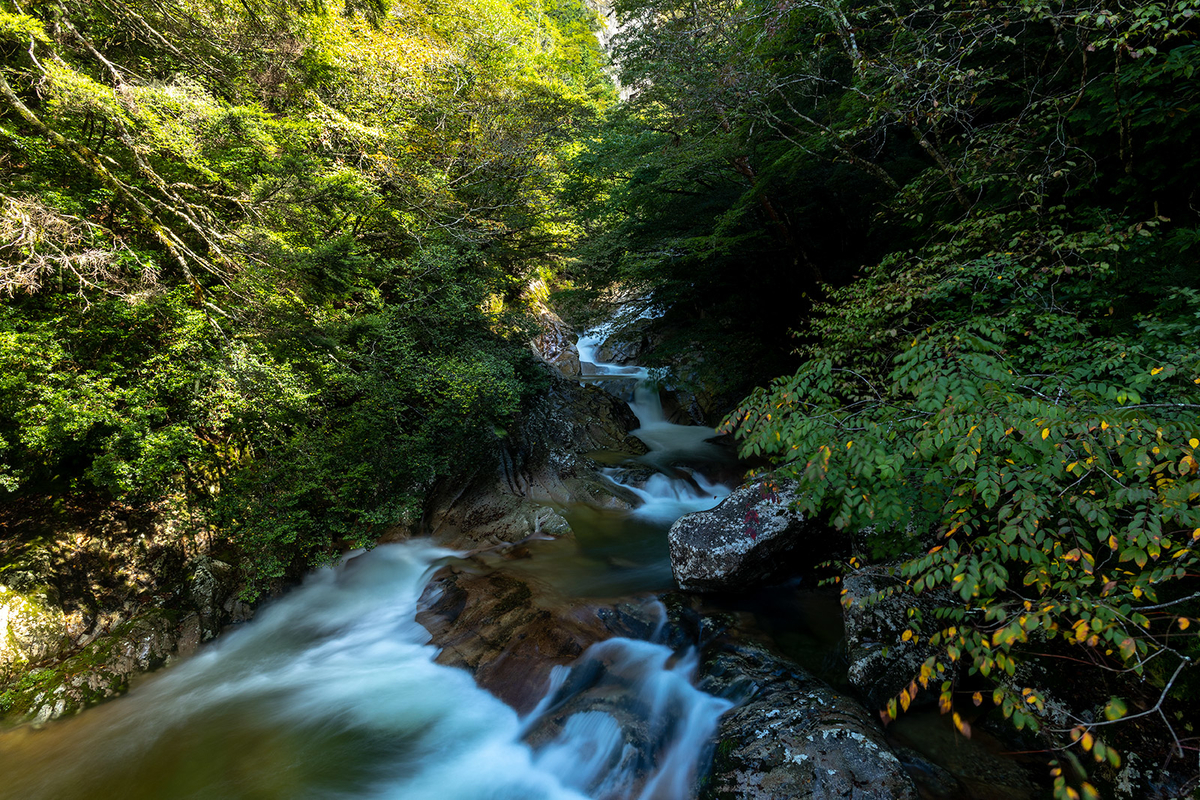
4,0,1200,791
0,0,613,584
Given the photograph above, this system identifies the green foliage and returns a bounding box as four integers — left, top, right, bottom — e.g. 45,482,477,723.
728,217,1200,793
1,0,612,589
574,0,1200,790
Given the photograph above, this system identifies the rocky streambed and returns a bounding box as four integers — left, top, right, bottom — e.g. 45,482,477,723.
0,300,1054,799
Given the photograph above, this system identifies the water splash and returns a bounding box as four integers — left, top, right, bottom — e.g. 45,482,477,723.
527,639,732,800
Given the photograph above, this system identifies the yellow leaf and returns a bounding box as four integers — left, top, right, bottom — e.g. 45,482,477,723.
1151,367,1164,375
901,630,914,642
1081,731,1094,751
1180,618,1191,630
1042,428,1050,440
1190,438,1199,449
1101,420,1109,430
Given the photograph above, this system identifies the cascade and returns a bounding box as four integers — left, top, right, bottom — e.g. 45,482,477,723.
0,314,738,800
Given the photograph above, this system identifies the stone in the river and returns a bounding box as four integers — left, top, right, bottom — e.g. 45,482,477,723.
700,639,918,800
841,567,946,713
668,478,821,593
416,557,659,713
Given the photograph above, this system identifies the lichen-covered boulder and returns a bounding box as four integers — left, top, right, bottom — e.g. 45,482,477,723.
701,639,918,800
841,568,945,713
668,479,821,592
2,610,179,723
1,584,68,674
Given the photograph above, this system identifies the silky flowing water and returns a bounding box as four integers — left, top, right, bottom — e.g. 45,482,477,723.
0,321,737,800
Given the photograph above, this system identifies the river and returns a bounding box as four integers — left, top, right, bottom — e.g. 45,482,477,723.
0,318,740,800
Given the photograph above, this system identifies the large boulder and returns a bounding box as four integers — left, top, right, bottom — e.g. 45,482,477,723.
2,610,180,724
668,479,825,592
700,638,918,800
416,554,659,713
529,299,582,378
419,364,648,549
187,556,253,641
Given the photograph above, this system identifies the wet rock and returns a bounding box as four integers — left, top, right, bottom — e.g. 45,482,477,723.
893,747,966,799
591,304,660,366
660,386,710,426
0,584,69,674
700,639,918,800
669,479,825,593
841,567,946,713
522,638,731,800
416,559,659,713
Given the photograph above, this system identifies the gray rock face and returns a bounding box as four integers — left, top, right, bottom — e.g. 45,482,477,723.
701,639,918,800
530,301,582,378
669,479,817,592
841,568,945,713
187,556,253,641
420,364,649,549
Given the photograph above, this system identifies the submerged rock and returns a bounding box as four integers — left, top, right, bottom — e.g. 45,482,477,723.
700,638,918,800
668,479,822,593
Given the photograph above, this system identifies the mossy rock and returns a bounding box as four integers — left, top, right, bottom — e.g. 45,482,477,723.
0,609,180,725
0,584,69,677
